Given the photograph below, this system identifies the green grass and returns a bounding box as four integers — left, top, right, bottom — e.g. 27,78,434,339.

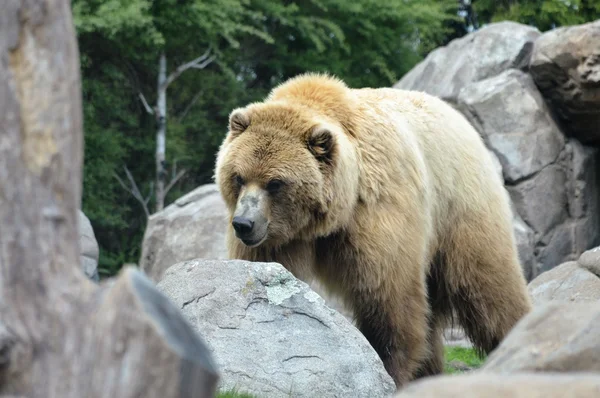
217,390,256,398
443,346,486,374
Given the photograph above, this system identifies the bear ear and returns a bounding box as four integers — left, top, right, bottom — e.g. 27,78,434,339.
228,108,250,136
308,125,335,164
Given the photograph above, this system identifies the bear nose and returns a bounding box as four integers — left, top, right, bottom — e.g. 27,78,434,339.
232,216,254,236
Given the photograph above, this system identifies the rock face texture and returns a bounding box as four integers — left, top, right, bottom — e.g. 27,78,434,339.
139,184,229,282
481,302,600,374
528,247,600,304
156,259,395,398
78,210,99,281
529,20,600,144
393,373,600,398
395,20,600,280
394,21,541,100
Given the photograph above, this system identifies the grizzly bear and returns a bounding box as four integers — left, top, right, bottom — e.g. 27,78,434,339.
214,73,532,388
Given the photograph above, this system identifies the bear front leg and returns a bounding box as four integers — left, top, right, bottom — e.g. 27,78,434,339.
331,206,432,388
350,263,430,388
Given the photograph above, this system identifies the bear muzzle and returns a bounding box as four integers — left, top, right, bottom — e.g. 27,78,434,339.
233,188,269,247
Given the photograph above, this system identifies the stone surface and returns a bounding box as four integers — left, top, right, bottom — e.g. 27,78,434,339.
513,212,536,281
528,261,600,304
139,184,229,282
156,259,396,398
393,373,600,398
578,246,600,277
482,302,600,373
456,69,565,184
529,20,600,144
394,21,540,100
507,164,568,239
78,210,99,281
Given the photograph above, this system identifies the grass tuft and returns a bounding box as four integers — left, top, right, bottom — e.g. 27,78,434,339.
443,346,486,374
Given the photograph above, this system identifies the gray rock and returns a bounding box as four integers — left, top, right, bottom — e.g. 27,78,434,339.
156,259,396,398
535,222,576,274
456,69,565,183
507,164,568,241
528,261,600,304
139,184,229,282
578,246,600,277
529,20,600,144
512,212,536,281
394,21,540,100
393,373,600,398
78,210,99,281
482,302,600,373
566,141,600,254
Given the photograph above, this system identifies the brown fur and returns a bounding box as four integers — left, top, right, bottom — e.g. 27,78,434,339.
214,73,533,388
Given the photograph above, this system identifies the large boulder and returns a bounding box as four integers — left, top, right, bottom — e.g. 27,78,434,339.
456,69,600,278
456,69,565,184
394,21,540,101
393,373,600,398
481,302,600,373
156,259,396,398
78,210,99,281
528,246,600,304
529,20,600,144
139,184,228,282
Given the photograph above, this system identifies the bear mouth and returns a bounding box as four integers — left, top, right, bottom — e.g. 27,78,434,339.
240,234,267,248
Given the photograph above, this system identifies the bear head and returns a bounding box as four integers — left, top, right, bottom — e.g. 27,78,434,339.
215,75,360,248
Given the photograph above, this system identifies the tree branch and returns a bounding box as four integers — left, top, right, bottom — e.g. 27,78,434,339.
138,92,155,115
164,169,187,197
113,166,150,218
163,48,215,90
178,90,204,122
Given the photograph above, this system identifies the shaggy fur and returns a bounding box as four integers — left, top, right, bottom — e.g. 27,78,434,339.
214,73,532,388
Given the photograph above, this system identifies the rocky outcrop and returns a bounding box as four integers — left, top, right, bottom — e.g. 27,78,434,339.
78,210,99,281
394,22,541,100
393,373,600,398
139,184,228,282
529,20,600,144
395,21,600,279
156,259,395,398
481,302,600,373
456,69,565,185
528,247,600,304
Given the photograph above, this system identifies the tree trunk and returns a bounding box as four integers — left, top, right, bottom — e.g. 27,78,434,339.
156,52,167,213
0,1,219,396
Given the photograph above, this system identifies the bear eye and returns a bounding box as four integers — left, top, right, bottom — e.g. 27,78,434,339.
266,179,285,193
235,175,245,186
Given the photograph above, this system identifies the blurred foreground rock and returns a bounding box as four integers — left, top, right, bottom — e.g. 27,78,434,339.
528,246,600,304
394,373,600,398
156,259,395,398
481,302,600,373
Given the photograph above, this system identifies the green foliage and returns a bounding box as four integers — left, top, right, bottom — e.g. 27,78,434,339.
217,390,257,398
475,0,600,31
